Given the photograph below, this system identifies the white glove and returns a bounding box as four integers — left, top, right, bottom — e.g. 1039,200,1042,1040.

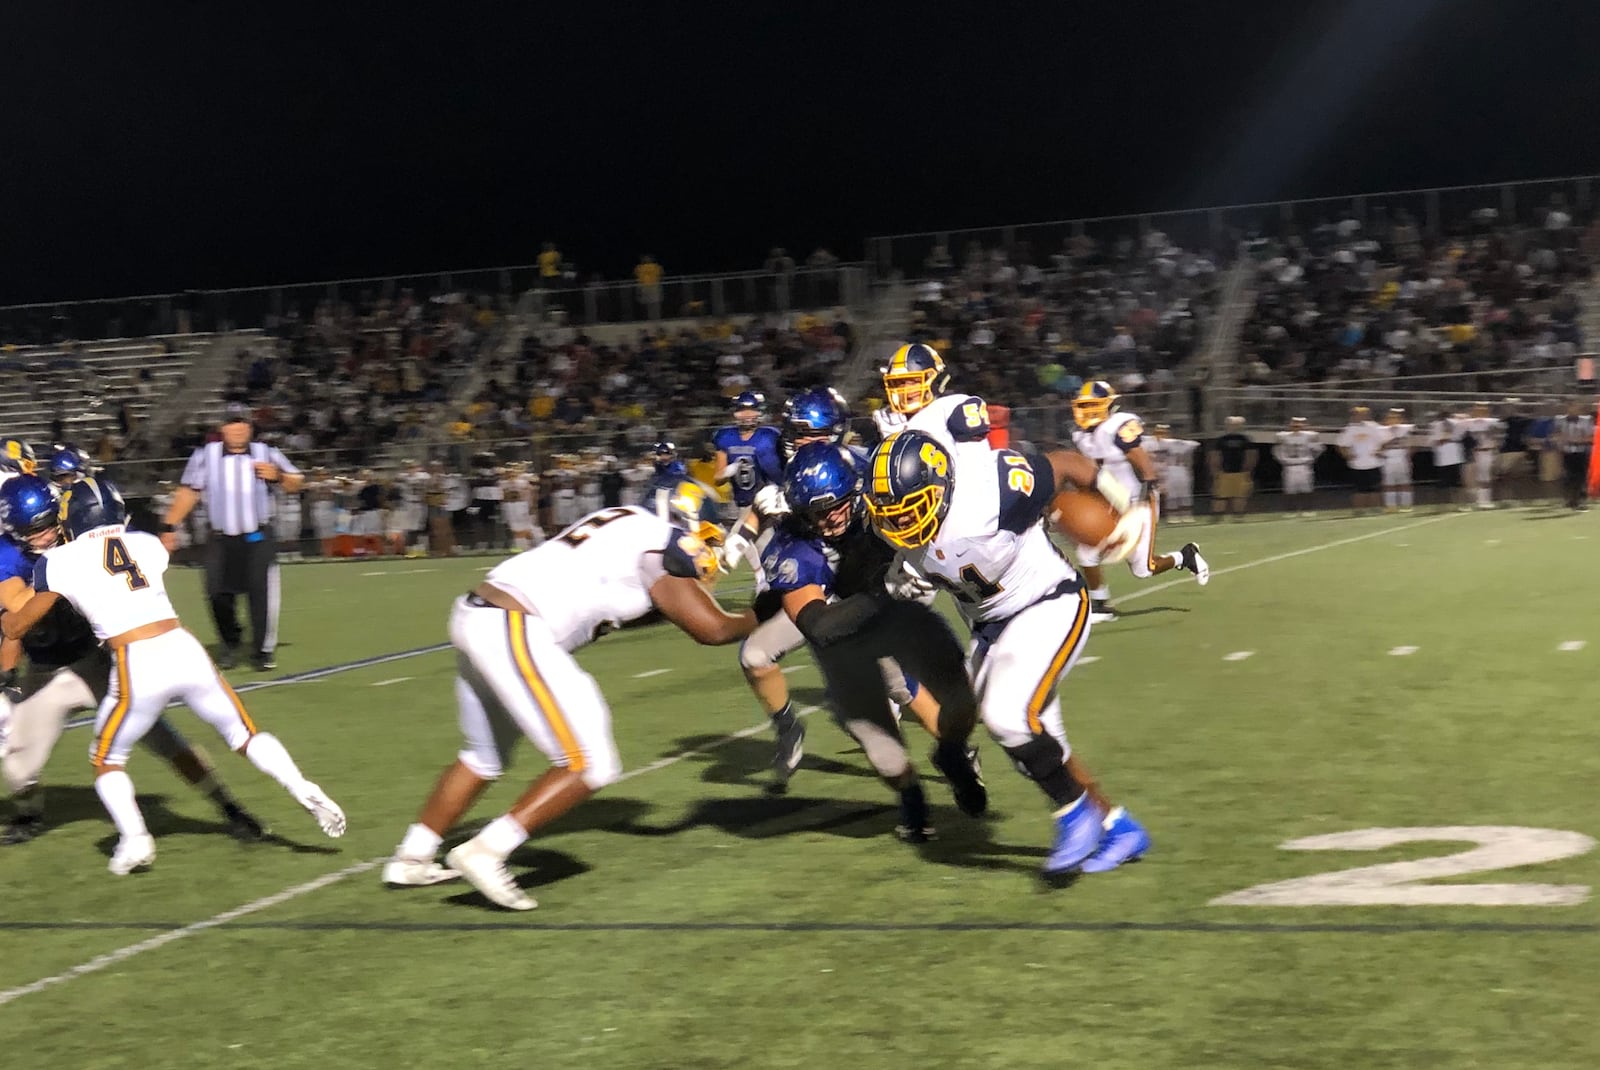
872,408,909,436
1092,468,1133,514
1095,503,1150,565
717,531,750,574
884,555,938,605
753,484,790,521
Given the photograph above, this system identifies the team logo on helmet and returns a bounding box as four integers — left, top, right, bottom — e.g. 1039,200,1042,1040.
863,429,953,550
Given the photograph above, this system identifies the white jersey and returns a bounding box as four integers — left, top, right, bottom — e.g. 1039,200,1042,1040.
35,525,178,641
898,443,1077,625
1273,430,1323,468
1147,437,1199,475
906,392,994,457
1071,411,1147,498
1459,417,1502,454
1381,424,1416,456
502,474,533,510
1431,419,1466,466
1337,420,1388,471
482,506,701,652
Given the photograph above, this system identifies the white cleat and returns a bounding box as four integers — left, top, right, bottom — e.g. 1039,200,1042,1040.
382,856,461,887
445,839,537,911
108,833,156,876
294,782,347,838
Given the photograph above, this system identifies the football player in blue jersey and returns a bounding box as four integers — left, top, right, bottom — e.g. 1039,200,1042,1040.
0,475,266,845
646,440,690,517
711,392,785,515
46,442,95,486
760,442,985,837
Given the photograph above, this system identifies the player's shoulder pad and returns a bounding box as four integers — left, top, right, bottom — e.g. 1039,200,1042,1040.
996,447,1056,533
662,532,717,581
755,425,783,447
760,527,832,592
0,536,32,584
711,425,737,449
1107,412,1144,451
945,394,992,441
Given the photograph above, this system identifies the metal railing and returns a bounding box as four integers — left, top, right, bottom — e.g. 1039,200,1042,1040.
866,173,1600,280
0,264,870,347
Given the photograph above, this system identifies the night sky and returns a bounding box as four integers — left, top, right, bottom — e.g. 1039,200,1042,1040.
4,1,1600,304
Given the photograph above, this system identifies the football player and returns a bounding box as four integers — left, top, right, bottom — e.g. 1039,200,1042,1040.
711,392,785,519
0,474,267,845
500,462,542,551
647,441,689,518
1380,408,1417,512
866,428,1152,878
1459,401,1503,509
875,343,993,456
46,443,95,486
1070,381,1208,623
0,438,37,488
1146,424,1201,523
763,443,980,840
1272,416,1322,517
1336,406,1388,513
1,477,343,874
381,485,759,911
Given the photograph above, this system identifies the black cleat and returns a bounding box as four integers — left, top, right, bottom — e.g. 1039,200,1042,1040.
930,742,989,817
253,652,277,672
222,801,269,842
768,714,805,794
1,812,43,846
1089,599,1118,623
217,645,241,671
1179,542,1210,586
894,783,937,843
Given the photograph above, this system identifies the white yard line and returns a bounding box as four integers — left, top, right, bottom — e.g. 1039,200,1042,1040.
362,568,437,577
1557,640,1587,652
1222,651,1255,662
632,669,673,679
0,704,824,1009
370,677,413,687
1388,646,1419,656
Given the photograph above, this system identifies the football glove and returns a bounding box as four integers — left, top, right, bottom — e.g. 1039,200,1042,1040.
1095,504,1150,565
884,556,938,605
1092,469,1132,514
717,531,750,574
872,407,909,436
753,484,790,522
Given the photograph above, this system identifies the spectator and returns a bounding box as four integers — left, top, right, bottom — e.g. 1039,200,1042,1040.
635,255,663,321
1210,416,1255,518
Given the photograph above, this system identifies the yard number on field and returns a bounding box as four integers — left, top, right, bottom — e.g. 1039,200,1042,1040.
1211,826,1595,907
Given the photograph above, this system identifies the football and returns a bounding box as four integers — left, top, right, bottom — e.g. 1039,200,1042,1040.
1050,487,1119,547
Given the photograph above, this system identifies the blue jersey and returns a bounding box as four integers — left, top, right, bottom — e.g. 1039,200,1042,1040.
761,512,894,601
712,425,785,508
649,460,689,499
0,534,98,667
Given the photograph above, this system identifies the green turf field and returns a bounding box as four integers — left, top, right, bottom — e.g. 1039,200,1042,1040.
2,507,1597,1069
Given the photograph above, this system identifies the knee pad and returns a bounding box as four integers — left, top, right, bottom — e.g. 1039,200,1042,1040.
457,747,503,781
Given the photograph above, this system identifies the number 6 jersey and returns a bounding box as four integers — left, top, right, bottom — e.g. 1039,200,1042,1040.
32,525,179,640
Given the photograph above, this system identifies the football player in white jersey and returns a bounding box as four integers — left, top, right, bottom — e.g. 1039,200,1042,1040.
866,429,1152,879
873,342,994,457
1459,401,1503,509
500,462,542,550
1273,417,1323,516
1147,424,1201,523
1336,406,1388,512
381,485,758,911
1070,381,1208,623
1,477,345,875
1379,408,1417,512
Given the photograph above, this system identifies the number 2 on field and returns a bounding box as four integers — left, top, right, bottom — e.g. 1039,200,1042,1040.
1211,826,1595,907
102,537,150,590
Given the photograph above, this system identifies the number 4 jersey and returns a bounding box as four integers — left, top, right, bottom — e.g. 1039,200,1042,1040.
898,443,1081,625
32,525,179,641
482,506,714,652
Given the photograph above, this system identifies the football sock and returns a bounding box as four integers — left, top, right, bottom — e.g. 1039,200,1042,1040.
1166,552,1182,569
1089,587,1111,602
1383,491,1396,508
243,732,309,791
398,822,443,860
95,770,150,840
770,701,796,733
1400,489,1413,507
479,813,530,858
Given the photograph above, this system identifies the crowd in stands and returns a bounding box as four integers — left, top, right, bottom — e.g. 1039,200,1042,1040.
902,230,1223,416
1237,201,1594,393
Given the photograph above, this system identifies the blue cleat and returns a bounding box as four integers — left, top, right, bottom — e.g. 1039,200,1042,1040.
1042,794,1105,878
1079,806,1151,873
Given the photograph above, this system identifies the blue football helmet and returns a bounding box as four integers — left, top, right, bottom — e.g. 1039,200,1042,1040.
863,429,952,550
47,443,93,485
0,474,61,548
882,343,950,416
784,442,862,541
59,476,128,542
652,440,678,473
0,438,37,476
731,390,765,431
781,387,851,460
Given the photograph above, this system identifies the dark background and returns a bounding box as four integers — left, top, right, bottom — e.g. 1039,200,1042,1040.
3,1,1598,303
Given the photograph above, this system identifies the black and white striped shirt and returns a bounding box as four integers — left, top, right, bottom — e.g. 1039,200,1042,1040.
1556,415,1594,454
180,441,300,535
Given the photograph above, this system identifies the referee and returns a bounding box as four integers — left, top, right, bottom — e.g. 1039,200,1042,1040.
161,404,303,670
1555,399,1594,510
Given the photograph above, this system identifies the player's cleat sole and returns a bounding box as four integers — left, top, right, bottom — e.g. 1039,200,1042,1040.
1089,600,1119,624
930,742,989,817
1042,795,1105,879
108,834,156,875
1180,542,1210,586
293,782,347,838
222,802,269,842
1079,806,1152,873
382,857,462,887
445,841,537,911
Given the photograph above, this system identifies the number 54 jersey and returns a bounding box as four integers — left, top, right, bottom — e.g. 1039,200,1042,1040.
33,526,179,640
483,506,714,652
898,444,1081,626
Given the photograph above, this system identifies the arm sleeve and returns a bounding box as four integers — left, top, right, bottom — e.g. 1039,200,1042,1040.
180,447,207,490
794,589,888,647
997,449,1058,533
